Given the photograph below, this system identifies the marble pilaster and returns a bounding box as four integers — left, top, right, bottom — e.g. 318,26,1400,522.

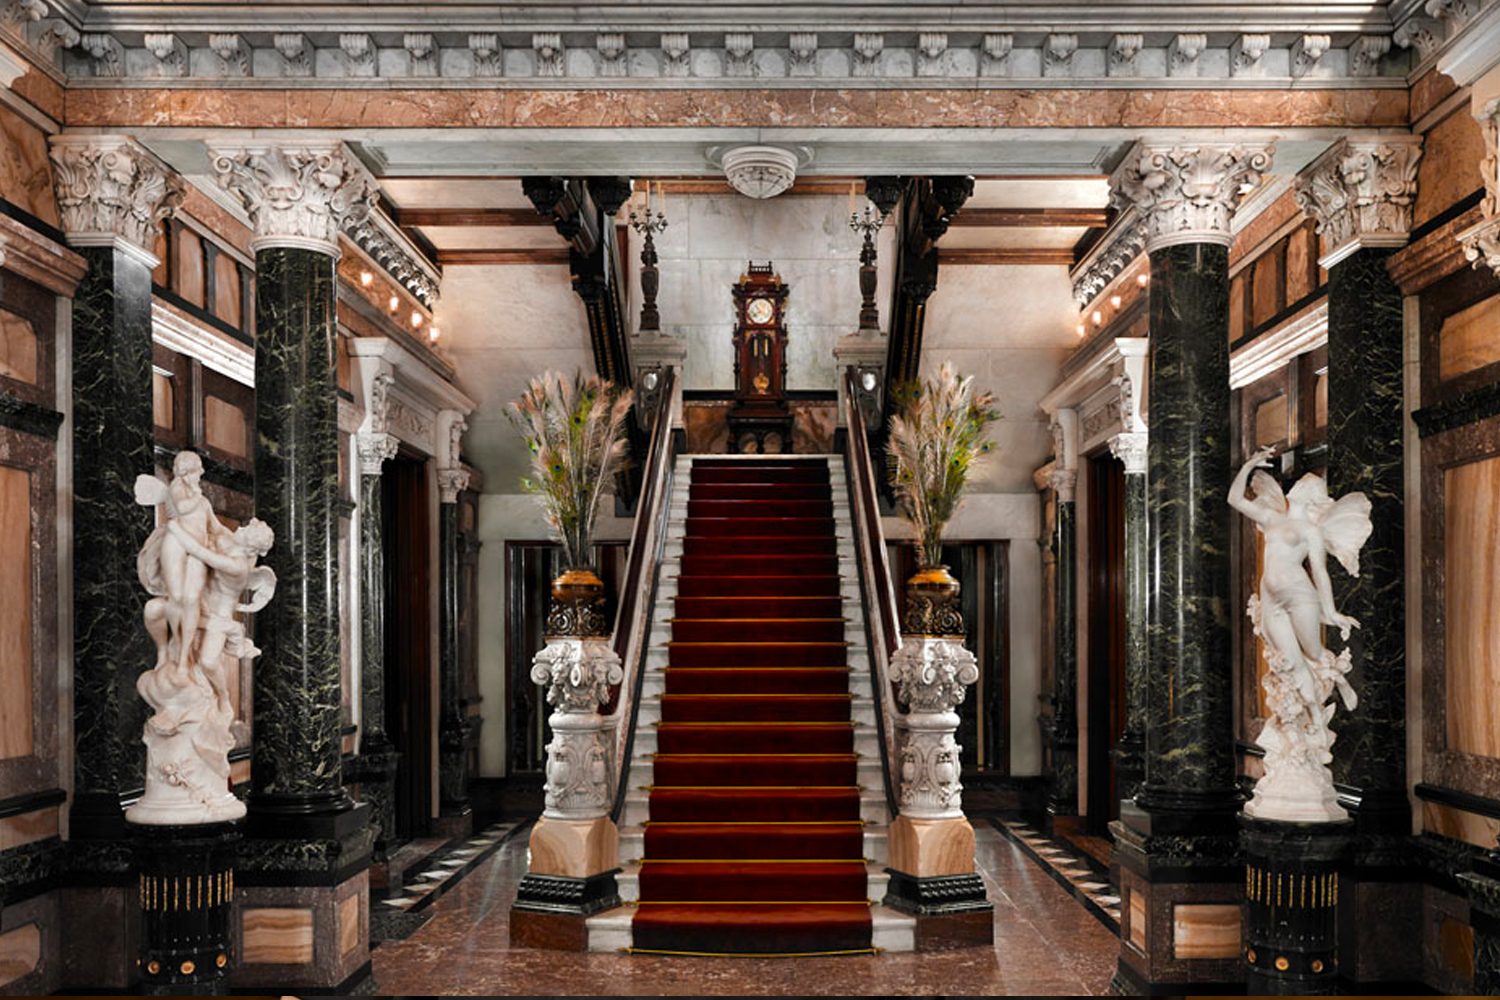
1109,142,1271,996
212,142,375,991
1048,478,1078,819
49,139,182,988
436,461,473,831
1109,431,1149,806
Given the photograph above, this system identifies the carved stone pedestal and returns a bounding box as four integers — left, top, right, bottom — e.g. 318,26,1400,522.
133,820,240,996
1240,815,1351,995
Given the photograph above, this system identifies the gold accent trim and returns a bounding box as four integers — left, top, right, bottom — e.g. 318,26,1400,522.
1312,959,1324,973
216,953,227,968
180,960,195,975
1275,956,1289,971
147,960,160,975
1247,948,1257,963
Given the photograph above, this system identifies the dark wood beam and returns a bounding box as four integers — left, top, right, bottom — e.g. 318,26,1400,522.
947,207,1110,228
938,248,1076,265
433,248,570,265
393,207,557,227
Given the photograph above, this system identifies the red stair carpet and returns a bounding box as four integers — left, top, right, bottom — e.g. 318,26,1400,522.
631,457,873,956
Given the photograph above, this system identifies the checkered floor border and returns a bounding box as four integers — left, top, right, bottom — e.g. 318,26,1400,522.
989,817,1121,933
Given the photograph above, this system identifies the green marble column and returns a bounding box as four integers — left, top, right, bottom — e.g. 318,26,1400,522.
1110,433,1149,805
1136,240,1238,817
1048,484,1078,818
437,468,473,823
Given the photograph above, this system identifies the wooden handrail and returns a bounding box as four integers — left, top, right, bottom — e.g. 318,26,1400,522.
607,368,678,822
843,369,904,816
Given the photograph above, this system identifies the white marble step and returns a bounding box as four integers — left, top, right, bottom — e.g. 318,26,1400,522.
584,900,916,953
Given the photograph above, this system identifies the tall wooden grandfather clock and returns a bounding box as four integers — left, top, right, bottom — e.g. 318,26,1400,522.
727,262,794,453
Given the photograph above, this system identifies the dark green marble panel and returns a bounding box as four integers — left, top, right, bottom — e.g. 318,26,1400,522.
1326,247,1409,829
1140,242,1237,815
248,246,346,812
438,500,470,813
1116,469,1149,803
70,245,156,823
358,473,389,749
1049,499,1078,815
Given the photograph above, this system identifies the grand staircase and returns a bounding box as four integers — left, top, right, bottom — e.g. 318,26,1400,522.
588,455,914,954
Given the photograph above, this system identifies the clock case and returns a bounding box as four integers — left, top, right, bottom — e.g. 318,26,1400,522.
727,262,795,453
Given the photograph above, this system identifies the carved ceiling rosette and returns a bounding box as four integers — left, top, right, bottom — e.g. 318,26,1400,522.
48,136,184,261
1111,143,1274,252
208,143,377,257
1294,137,1422,266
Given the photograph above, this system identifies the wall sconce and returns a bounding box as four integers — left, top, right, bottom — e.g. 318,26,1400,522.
360,270,373,286
1111,294,1122,309
1092,310,1103,325
1137,273,1149,287
411,311,423,328
388,295,399,312
428,326,440,345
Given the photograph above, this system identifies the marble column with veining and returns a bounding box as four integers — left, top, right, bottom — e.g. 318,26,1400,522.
1110,432,1149,805
210,144,377,839
1048,484,1079,818
47,136,183,847
1112,144,1273,823
437,466,473,820
1294,137,1422,839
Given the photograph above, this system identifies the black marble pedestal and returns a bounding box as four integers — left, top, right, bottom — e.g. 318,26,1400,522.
1240,815,1351,995
133,821,240,996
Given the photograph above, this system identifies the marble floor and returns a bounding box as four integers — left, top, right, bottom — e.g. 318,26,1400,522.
370,821,1121,996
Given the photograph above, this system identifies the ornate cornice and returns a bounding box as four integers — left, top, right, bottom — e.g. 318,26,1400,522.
1071,207,1144,307
47,135,183,263
344,210,439,309
1110,142,1274,252
0,211,88,296
1294,136,1423,267
207,143,376,257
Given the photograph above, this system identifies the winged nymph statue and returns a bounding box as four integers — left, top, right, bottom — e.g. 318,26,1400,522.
128,450,276,824
1229,446,1372,823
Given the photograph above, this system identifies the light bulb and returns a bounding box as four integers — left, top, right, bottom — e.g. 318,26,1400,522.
1111,295,1122,309
1137,273,1150,287
1076,323,1086,337
388,295,399,312
428,326,440,344
411,311,423,327
1092,310,1103,325
360,270,373,286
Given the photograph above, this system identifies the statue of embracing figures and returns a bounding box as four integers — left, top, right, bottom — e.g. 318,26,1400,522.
129,451,275,825
1229,446,1372,822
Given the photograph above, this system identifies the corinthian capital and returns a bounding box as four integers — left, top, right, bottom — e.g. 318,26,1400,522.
207,143,376,257
48,136,183,264
1294,137,1423,267
1111,143,1274,252
357,431,398,476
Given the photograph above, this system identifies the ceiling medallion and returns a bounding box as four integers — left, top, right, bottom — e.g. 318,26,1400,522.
708,144,813,199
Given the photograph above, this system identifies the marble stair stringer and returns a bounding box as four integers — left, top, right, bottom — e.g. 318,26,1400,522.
586,453,913,953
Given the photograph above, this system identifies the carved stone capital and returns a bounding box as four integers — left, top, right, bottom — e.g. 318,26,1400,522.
1294,137,1423,267
209,143,376,257
1048,468,1078,503
1109,431,1148,475
357,431,398,476
1456,100,1500,281
1459,214,1500,280
437,467,470,503
48,135,184,264
890,636,979,820
1111,143,1274,252
532,637,623,718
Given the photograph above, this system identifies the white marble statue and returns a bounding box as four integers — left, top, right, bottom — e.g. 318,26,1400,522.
129,451,275,824
1229,446,1372,822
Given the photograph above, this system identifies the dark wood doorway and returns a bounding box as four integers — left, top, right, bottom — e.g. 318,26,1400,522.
383,451,433,841
1085,453,1126,834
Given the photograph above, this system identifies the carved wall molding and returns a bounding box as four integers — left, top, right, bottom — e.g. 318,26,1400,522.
1071,208,1145,308
48,134,184,262
208,142,376,257
344,210,440,308
1294,136,1423,267
1110,142,1274,252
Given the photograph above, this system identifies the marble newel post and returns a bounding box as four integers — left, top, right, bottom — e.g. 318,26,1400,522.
1295,136,1423,988
1109,142,1274,996
1107,337,1150,809
1046,409,1080,824
210,143,376,993
47,134,184,988
882,575,995,950
346,367,400,860
436,410,475,836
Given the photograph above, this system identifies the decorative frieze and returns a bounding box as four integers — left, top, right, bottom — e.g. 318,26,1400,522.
48,135,184,260
852,32,882,76
917,32,947,77
1294,137,1423,266
80,31,122,76
1291,33,1331,78
208,143,376,257
30,19,79,64
724,31,753,77
1231,33,1271,76
344,211,440,308
1349,34,1392,76
208,33,251,77
980,33,1012,76
469,33,501,76
1108,33,1142,76
533,32,563,77
405,32,437,76
1394,16,1442,59
143,32,187,77
788,32,816,76
1111,142,1275,252
0,0,45,34
273,32,311,75
660,32,689,76
1043,33,1076,77
1071,209,1145,307
339,33,375,76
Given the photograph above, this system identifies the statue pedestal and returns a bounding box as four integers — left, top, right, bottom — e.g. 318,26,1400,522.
1239,814,1351,996
132,820,241,996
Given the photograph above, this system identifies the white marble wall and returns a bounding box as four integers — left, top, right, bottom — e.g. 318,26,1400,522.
628,193,895,391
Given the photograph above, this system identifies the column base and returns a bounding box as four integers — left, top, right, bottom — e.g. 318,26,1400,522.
132,820,240,997
1111,805,1245,994
344,747,400,861
527,815,619,878
887,815,976,877
510,869,622,950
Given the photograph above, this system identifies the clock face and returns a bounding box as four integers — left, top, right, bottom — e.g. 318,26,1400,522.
746,297,775,325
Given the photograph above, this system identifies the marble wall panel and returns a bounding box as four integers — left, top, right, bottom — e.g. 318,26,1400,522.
1128,885,1146,951
175,227,205,308
204,393,248,458
0,921,39,989
1251,253,1282,328
1172,903,1241,960
1443,454,1500,759
1286,225,1315,304
0,804,57,850
1438,294,1500,383
215,251,241,328
682,401,730,454
1230,186,1302,270
241,907,314,964
0,892,55,994
0,105,57,227
338,893,358,957
151,369,174,431
0,312,38,386
180,185,254,257
1412,68,1461,125
1253,393,1288,448
1422,800,1500,848
0,464,32,760
1415,109,1488,229
1229,273,1247,342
